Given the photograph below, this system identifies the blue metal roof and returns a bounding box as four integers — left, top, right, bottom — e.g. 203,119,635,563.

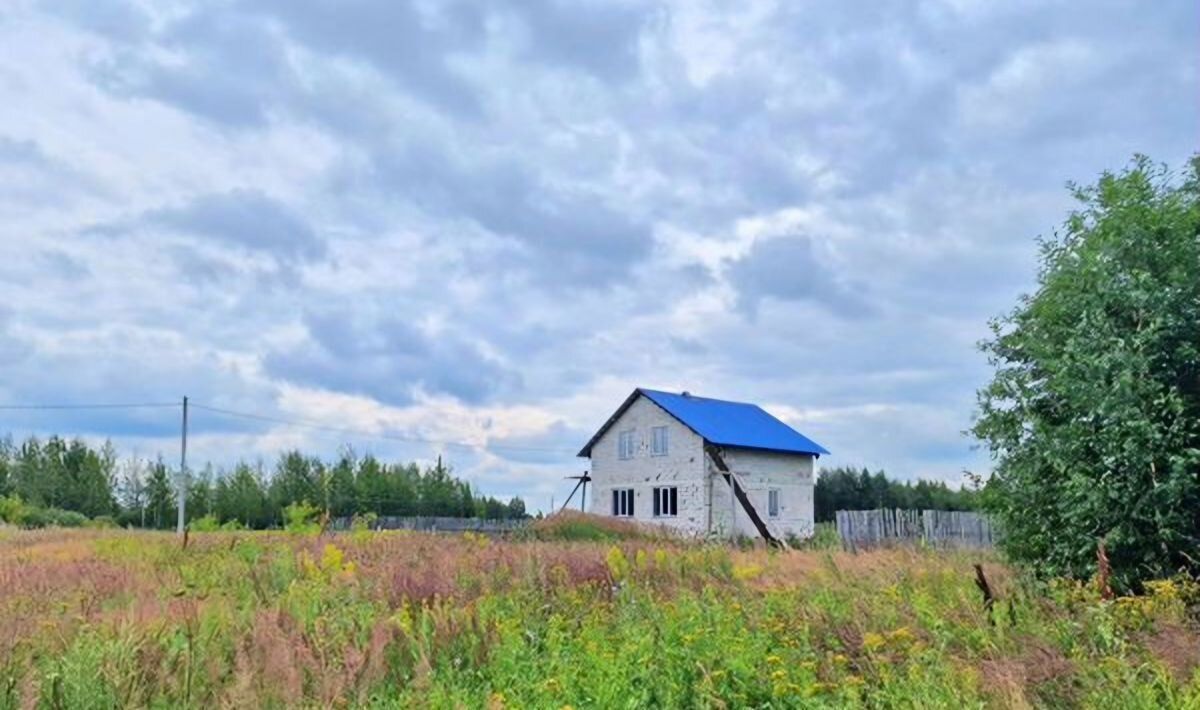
578,388,829,457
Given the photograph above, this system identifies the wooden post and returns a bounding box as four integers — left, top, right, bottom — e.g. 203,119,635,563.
706,444,783,548
177,396,188,537
560,474,591,514
974,563,995,624
1097,538,1114,600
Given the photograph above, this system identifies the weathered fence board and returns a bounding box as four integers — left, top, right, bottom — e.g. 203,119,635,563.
330,516,527,534
835,509,996,550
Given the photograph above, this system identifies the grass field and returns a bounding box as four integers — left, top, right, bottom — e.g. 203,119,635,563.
1,517,1198,709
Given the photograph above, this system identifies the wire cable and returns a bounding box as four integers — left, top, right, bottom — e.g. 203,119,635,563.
0,402,179,410
0,399,578,456
189,402,577,456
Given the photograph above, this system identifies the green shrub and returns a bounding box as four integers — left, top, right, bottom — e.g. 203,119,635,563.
283,501,321,534
350,512,378,533
790,522,841,551
527,511,656,542
190,514,223,532
0,495,27,525
20,506,88,528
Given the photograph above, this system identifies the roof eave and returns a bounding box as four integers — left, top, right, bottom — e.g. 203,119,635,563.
577,388,646,458
707,442,830,457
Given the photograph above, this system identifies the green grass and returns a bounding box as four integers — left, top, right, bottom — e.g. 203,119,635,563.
0,520,1196,708
523,510,665,542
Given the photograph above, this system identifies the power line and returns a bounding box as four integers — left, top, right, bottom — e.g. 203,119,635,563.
189,402,577,456
0,398,579,457
0,402,179,410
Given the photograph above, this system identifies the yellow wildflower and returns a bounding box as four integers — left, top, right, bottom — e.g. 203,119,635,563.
887,627,915,646
862,632,886,653
733,563,764,581
605,546,629,581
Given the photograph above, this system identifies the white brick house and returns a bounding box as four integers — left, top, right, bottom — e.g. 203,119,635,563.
577,388,829,542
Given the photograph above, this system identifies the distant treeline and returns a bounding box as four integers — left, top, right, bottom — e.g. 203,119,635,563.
815,466,980,523
0,435,527,529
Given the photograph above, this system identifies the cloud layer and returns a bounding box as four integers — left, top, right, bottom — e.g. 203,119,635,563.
1,0,1195,509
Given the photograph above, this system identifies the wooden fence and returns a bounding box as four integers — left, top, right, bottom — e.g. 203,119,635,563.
835,509,996,550
329,516,527,534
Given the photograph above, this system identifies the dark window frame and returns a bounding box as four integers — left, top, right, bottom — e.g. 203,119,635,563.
652,486,678,517
612,488,635,517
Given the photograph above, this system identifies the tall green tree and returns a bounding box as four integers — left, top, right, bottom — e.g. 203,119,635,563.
269,451,323,511
188,464,214,522
60,439,117,518
144,458,175,530
0,431,528,528
325,450,358,518
117,458,148,527
0,435,13,497
354,454,391,514
974,156,1200,591
214,463,269,528
813,466,979,522
418,457,469,516
13,437,51,507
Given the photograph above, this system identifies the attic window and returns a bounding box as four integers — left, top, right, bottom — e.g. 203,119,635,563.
651,426,668,456
618,430,635,460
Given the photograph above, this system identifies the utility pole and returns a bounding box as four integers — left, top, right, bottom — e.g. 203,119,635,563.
177,396,188,536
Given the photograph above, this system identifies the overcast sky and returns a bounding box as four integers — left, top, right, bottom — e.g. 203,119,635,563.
0,0,1195,510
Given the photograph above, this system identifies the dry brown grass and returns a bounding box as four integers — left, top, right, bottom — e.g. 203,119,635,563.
1144,623,1200,685
526,510,665,541
0,528,1195,708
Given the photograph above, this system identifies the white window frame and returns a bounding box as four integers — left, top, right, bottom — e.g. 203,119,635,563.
651,426,669,456
652,486,678,517
612,488,635,517
767,488,781,518
618,430,635,460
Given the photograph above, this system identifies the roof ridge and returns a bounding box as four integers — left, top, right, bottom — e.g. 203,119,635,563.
637,387,759,407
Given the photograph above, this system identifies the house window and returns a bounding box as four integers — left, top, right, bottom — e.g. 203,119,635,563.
618,430,635,460
651,426,669,456
768,488,781,518
652,486,678,517
612,488,635,517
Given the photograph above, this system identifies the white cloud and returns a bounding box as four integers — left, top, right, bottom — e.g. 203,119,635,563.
0,0,1195,511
